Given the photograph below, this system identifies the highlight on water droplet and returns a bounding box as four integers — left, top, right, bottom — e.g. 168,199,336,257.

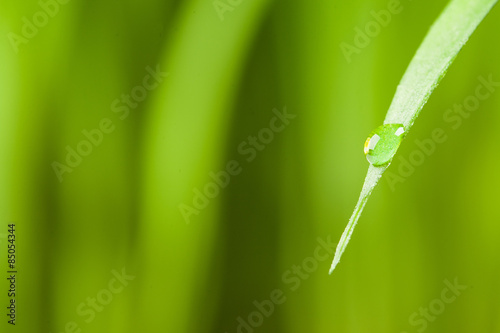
364,124,405,167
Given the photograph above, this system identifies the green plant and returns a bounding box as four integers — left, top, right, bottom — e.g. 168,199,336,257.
330,0,498,274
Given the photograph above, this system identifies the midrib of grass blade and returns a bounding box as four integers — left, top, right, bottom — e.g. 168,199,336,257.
330,0,498,274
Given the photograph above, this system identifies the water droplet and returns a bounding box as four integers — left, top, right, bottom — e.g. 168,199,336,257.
364,124,405,166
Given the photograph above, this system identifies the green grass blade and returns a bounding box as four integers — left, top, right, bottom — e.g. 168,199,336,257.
330,0,498,274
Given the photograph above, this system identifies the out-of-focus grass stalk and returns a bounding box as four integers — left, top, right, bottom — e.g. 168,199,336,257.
273,1,380,331
137,0,271,332
47,3,135,333
0,15,31,331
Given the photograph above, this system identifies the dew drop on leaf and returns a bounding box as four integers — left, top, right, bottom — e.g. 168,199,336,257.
364,124,405,166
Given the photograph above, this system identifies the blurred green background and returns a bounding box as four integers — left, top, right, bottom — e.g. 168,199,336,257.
1,0,499,332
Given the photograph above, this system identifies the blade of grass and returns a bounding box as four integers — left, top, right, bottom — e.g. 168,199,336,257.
330,0,498,274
